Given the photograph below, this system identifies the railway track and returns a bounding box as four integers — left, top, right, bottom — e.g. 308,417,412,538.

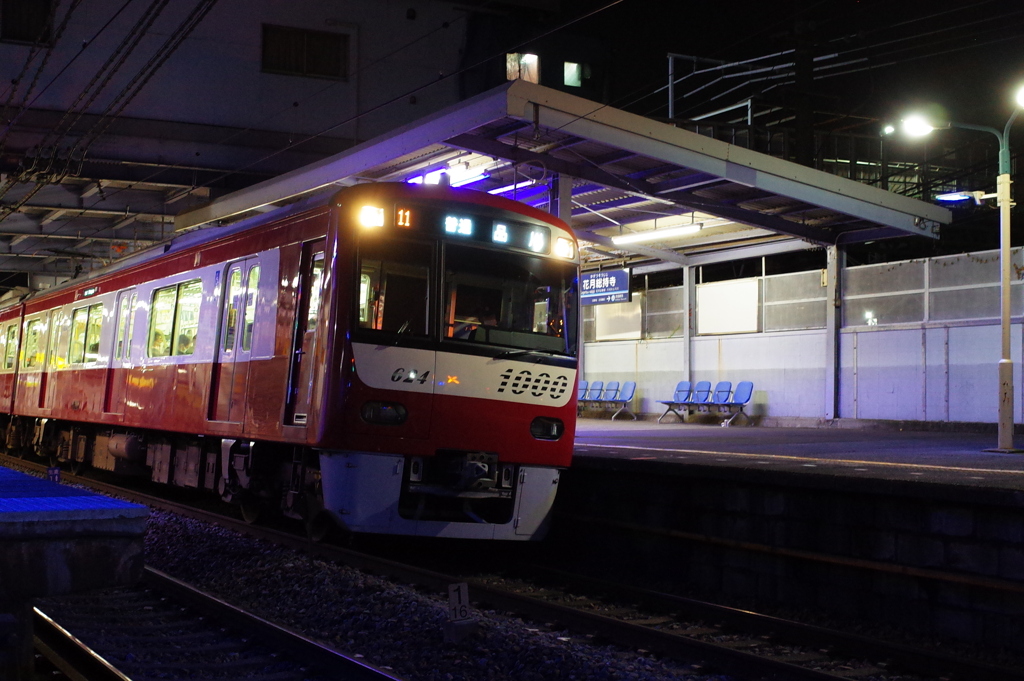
7,454,1024,681
34,566,403,681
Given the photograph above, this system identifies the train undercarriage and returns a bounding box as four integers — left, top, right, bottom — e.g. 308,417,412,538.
0,416,553,540
0,415,323,529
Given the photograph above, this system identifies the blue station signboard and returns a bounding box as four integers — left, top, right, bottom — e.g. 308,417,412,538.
581,269,630,305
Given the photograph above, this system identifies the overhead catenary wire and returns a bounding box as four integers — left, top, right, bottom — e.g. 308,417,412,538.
78,0,221,157
39,0,172,154
31,0,625,260
26,0,1022,267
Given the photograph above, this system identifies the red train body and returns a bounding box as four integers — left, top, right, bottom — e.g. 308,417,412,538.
0,183,580,540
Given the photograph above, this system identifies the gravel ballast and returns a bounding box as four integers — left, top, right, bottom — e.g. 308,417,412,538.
145,510,725,681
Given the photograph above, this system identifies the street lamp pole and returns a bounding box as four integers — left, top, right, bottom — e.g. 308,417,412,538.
901,93,1024,450
950,114,1021,451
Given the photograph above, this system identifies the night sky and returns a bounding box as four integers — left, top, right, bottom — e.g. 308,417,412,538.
555,0,1024,130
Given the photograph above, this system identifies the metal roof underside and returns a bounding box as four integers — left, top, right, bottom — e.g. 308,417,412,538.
177,80,951,270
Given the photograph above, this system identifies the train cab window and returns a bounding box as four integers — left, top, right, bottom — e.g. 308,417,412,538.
21,318,45,368
357,239,431,336
3,324,17,369
241,265,260,352
149,279,202,358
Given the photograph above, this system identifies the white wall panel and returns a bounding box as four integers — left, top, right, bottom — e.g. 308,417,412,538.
635,339,687,413
581,341,637,388
947,325,999,423
692,330,826,418
839,332,856,418
849,329,925,420
924,327,949,422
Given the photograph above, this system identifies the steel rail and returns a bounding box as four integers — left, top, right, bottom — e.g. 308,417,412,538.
33,607,132,681
142,566,404,681
7,454,1023,681
527,565,1024,681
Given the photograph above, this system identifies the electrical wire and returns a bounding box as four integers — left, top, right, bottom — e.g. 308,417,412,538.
39,0,171,153
29,0,626,262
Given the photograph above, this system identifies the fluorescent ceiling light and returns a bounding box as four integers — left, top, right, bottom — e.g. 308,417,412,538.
450,172,489,187
612,223,702,245
935,192,972,202
488,179,535,195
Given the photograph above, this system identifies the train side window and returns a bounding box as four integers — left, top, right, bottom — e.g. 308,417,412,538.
241,265,260,352
68,304,103,364
84,304,103,363
149,286,177,357
125,293,136,359
115,292,136,360
150,279,202,358
222,268,243,352
173,280,202,356
305,254,324,332
68,308,89,364
21,319,44,369
3,325,17,369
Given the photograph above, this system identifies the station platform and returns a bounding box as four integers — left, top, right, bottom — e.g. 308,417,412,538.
556,420,1024,651
0,465,149,678
573,419,1024,491
0,465,149,600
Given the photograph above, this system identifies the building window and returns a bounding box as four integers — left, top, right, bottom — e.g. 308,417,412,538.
1,0,52,44
564,62,586,88
262,24,348,80
506,53,539,84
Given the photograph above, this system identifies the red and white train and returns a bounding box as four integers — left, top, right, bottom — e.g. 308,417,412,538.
0,182,580,540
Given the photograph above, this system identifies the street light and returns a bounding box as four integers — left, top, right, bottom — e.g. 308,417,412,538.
899,85,1024,452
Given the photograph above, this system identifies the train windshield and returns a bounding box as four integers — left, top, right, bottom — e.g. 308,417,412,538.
357,238,433,336
443,243,578,357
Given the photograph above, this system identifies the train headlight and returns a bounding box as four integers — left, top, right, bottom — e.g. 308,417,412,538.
529,416,564,440
361,401,408,425
359,205,385,228
554,237,574,259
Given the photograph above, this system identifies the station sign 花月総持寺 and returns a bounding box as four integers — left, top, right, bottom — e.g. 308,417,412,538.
581,269,630,305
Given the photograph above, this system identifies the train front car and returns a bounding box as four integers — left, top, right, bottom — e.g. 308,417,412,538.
319,183,580,540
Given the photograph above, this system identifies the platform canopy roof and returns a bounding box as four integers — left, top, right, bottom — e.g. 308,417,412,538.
176,79,950,270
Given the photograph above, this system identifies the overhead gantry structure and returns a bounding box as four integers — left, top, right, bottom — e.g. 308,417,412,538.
175,79,950,272
0,79,950,284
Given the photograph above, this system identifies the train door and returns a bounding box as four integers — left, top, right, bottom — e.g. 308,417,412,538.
104,289,136,415
284,239,325,426
209,257,260,423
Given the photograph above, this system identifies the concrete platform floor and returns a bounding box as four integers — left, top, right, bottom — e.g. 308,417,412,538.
573,419,1024,490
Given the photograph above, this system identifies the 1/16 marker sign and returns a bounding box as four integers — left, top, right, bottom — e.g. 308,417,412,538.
448,582,470,621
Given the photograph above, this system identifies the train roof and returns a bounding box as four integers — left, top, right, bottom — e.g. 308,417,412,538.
0,192,335,311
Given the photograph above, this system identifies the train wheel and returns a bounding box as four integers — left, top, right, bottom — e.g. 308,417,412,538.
306,511,332,542
240,499,263,524
306,510,350,544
